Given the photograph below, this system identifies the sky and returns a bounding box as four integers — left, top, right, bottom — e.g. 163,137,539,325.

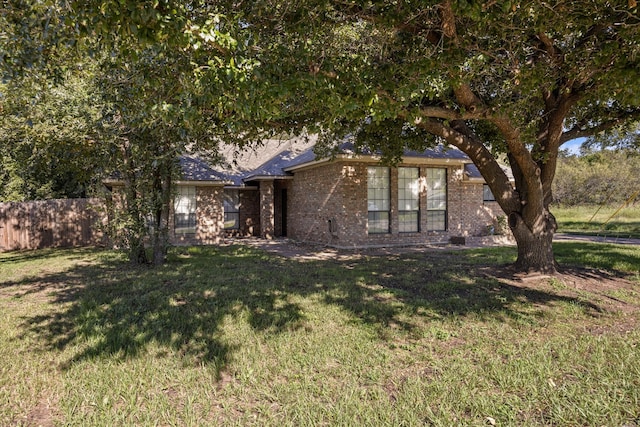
562,137,586,154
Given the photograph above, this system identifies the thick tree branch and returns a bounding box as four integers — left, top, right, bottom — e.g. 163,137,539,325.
417,105,487,121
412,116,520,214
536,32,564,67
560,109,640,144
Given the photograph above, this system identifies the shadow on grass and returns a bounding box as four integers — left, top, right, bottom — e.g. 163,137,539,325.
554,241,640,274
8,245,617,377
0,247,95,265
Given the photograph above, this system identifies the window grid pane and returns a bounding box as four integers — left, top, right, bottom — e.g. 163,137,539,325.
368,211,389,234
426,168,447,231
398,211,419,233
398,167,419,232
224,212,240,230
224,190,240,230
174,186,196,234
426,211,446,231
368,167,390,233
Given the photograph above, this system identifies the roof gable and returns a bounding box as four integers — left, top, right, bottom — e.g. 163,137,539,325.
181,139,475,185
179,156,230,182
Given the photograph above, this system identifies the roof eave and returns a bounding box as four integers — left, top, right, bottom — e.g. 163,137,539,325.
284,153,469,173
175,180,231,186
242,174,294,182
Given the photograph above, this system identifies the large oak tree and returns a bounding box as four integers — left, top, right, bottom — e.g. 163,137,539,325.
230,0,640,273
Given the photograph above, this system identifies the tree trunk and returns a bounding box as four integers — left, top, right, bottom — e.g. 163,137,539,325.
509,211,557,274
152,170,171,266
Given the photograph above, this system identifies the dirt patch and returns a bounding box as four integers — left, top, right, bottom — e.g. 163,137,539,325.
476,263,640,317
24,396,58,427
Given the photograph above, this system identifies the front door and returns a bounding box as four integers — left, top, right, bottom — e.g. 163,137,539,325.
281,189,288,237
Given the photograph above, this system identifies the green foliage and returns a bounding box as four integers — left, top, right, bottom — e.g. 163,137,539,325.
2,1,252,264
552,204,640,239
228,0,640,272
0,70,106,201
553,149,640,206
234,1,640,143
3,0,640,272
585,122,640,150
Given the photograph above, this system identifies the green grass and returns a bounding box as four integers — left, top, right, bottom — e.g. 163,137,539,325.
552,204,640,239
1,243,639,426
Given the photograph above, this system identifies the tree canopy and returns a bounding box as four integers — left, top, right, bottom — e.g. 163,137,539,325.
0,69,105,201
2,1,639,271
229,0,640,272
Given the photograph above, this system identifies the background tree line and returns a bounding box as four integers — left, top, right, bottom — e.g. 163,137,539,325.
553,148,640,207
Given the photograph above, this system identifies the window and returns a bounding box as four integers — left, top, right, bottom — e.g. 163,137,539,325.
426,168,447,231
367,167,390,234
483,184,496,202
398,167,420,232
224,190,240,230
174,186,196,234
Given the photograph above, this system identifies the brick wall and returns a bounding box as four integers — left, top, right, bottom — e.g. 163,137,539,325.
171,185,225,245
288,161,505,248
448,180,506,237
238,189,260,237
288,162,367,246
196,186,224,244
260,181,275,239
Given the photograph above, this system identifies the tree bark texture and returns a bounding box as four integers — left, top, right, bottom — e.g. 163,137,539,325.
509,211,558,274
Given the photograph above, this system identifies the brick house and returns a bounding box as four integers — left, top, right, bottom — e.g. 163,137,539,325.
164,140,507,248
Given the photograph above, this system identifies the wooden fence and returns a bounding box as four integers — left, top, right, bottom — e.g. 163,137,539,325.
0,199,107,251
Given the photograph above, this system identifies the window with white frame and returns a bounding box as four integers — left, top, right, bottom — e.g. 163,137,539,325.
398,167,420,232
174,186,196,234
483,184,496,202
367,166,390,234
426,168,447,231
224,190,240,230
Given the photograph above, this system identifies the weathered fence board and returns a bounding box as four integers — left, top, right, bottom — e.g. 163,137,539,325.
0,199,106,251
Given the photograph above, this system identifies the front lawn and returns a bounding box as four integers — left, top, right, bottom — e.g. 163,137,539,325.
552,204,640,239
1,243,639,426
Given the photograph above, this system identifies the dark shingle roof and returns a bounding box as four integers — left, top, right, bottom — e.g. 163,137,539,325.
181,140,475,185
179,156,230,182
464,163,514,182
280,142,470,173
242,148,312,181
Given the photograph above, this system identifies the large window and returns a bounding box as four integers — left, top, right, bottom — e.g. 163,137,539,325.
224,190,240,230
367,167,390,234
398,167,420,232
174,186,196,234
426,168,447,231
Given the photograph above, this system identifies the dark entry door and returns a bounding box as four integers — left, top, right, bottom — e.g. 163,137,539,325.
281,189,288,237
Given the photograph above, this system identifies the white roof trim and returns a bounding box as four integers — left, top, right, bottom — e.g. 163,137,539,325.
284,154,469,173
243,175,295,182
174,180,231,186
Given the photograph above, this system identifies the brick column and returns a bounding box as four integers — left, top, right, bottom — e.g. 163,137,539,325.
260,181,275,239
